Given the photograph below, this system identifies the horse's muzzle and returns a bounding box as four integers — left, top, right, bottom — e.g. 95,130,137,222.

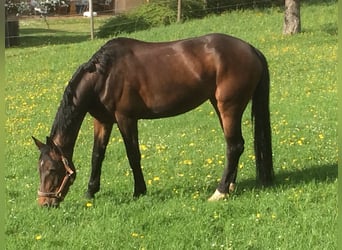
38,197,60,208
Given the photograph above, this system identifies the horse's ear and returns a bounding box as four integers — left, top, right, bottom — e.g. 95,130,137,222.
32,136,45,150
45,136,53,146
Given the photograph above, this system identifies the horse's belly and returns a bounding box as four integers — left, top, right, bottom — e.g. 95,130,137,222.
140,86,211,119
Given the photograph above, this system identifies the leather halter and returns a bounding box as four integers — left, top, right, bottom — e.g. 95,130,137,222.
37,156,74,199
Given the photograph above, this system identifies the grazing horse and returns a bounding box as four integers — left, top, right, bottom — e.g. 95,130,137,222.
32,33,274,207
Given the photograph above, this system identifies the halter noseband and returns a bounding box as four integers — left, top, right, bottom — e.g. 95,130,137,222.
37,156,74,199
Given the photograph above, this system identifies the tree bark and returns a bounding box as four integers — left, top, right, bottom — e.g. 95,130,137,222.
283,0,301,35
177,0,181,22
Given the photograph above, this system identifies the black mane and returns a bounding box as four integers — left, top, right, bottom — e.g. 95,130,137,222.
49,63,92,138
49,38,132,138
49,77,79,138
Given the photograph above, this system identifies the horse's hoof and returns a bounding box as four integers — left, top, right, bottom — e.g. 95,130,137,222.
208,189,228,201
84,191,95,199
133,191,146,199
133,185,147,198
229,183,235,193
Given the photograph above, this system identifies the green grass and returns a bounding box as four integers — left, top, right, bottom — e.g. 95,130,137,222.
5,2,337,249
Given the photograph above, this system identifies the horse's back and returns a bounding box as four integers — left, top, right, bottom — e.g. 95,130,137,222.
91,33,262,119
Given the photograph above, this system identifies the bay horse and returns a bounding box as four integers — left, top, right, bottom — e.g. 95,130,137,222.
32,33,274,207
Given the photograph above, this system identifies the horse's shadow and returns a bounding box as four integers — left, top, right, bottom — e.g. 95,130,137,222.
97,163,337,204
157,163,338,200
278,163,337,185
233,163,337,195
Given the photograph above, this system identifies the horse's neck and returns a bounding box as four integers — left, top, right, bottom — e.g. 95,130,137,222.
49,86,88,159
50,114,86,159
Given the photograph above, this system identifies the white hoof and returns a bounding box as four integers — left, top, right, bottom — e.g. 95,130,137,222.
208,189,228,201
229,183,235,193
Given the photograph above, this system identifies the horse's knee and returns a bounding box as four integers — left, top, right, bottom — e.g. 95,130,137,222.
228,138,245,156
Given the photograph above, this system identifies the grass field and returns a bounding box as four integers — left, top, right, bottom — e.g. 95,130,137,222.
5,2,337,249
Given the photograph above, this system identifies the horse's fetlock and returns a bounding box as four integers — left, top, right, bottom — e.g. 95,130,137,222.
85,190,95,199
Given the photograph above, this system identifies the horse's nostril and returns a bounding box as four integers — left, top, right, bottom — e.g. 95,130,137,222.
41,201,59,208
42,202,50,207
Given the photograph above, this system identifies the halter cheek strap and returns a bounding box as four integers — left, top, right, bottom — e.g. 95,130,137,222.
37,156,75,199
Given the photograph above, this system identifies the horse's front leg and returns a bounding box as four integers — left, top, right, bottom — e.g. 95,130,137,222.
85,119,113,199
116,114,147,197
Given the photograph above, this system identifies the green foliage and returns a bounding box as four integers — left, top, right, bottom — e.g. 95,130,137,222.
151,0,207,19
97,0,277,38
5,0,32,16
100,0,277,38
5,2,337,249
205,0,282,13
97,3,176,38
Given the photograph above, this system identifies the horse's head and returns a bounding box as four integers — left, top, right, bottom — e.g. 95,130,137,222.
32,136,76,208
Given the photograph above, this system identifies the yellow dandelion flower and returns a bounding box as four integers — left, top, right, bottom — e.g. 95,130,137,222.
86,202,93,207
206,158,213,164
183,159,192,165
319,134,324,139
153,176,160,181
131,232,139,237
35,234,42,240
192,191,200,199
156,144,167,151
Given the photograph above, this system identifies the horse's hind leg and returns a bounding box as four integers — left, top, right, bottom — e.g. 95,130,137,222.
209,101,245,201
86,119,113,199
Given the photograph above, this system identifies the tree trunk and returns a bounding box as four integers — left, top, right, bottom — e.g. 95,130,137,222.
283,0,301,35
177,0,182,22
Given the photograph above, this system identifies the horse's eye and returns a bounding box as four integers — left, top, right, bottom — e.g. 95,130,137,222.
49,167,59,174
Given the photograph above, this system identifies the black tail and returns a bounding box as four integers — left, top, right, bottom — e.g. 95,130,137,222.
251,48,274,185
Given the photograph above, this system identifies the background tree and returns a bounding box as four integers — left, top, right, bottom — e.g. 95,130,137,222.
283,0,301,34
